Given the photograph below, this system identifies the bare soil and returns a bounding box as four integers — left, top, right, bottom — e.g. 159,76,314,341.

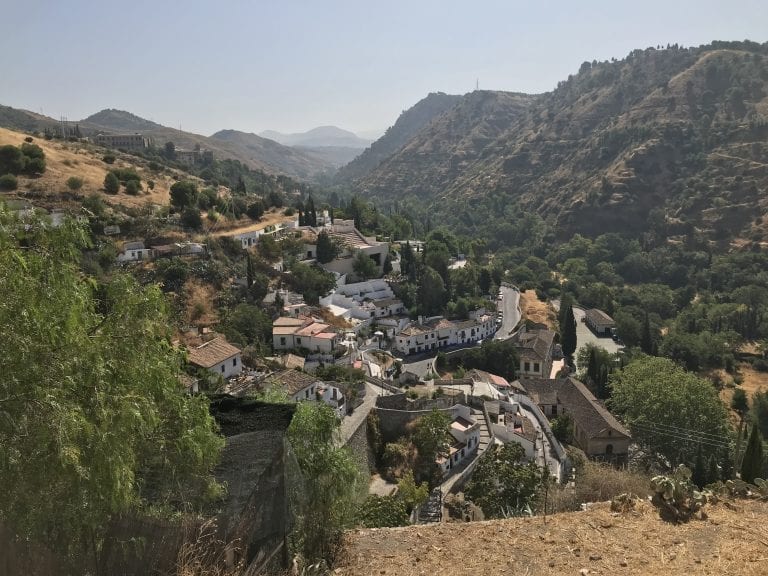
520,289,557,329
0,127,176,207
337,499,768,575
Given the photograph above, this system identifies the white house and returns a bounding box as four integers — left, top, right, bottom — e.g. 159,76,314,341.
394,313,496,355
438,405,481,476
265,369,346,417
272,317,339,353
187,338,242,379
302,221,389,280
117,240,153,263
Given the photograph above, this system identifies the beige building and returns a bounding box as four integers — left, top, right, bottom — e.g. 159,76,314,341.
517,377,631,464
93,133,152,151
512,329,555,378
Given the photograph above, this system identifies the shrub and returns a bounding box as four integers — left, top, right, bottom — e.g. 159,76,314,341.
753,358,768,372
66,176,84,191
181,207,203,230
24,137,33,143
0,173,18,191
650,465,711,523
124,179,140,196
103,172,120,194
102,153,116,164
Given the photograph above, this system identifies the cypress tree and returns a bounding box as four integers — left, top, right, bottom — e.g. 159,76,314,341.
246,253,254,288
706,454,719,486
720,448,734,481
641,312,654,354
561,304,577,358
692,444,706,489
741,423,764,484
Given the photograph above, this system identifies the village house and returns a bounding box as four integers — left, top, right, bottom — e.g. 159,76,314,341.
230,216,299,249
485,401,537,461
301,220,389,280
271,317,339,353
517,377,631,464
584,308,616,337
438,405,481,476
187,338,243,380
116,240,153,263
512,328,555,378
264,369,345,417
393,312,495,356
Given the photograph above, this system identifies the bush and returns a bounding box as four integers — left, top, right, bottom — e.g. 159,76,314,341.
103,172,120,194
102,153,116,164
124,179,140,196
0,173,18,191
181,207,203,230
66,176,84,191
24,137,33,143
753,358,768,372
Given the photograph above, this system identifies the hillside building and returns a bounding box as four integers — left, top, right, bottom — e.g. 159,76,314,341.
93,133,152,151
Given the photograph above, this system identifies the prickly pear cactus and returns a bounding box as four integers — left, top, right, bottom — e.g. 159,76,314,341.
650,465,709,523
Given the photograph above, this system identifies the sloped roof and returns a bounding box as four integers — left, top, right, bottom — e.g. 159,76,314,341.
265,369,320,396
188,338,241,368
513,329,555,361
517,377,630,440
585,308,615,326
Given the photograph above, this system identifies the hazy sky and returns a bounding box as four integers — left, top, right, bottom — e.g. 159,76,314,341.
1,0,766,137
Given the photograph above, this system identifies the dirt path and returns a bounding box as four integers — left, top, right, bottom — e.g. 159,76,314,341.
337,499,768,576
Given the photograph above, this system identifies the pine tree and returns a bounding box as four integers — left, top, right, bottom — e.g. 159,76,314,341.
306,195,317,227
561,304,577,358
740,423,764,483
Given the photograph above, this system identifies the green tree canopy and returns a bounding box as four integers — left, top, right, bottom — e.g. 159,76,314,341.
287,402,361,563
418,266,447,316
315,230,339,264
608,356,729,467
412,410,451,485
0,215,223,559
352,250,378,280
170,180,199,209
465,443,544,518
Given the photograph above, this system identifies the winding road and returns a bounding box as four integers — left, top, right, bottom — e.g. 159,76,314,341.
494,285,521,340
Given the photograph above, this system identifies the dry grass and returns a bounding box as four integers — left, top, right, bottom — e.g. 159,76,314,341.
337,498,768,575
211,209,297,237
720,363,768,424
183,280,220,327
0,126,176,208
520,289,557,329
548,459,653,514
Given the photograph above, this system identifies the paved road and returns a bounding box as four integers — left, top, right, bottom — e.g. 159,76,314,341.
494,285,521,340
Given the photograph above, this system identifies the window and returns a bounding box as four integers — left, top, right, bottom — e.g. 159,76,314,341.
533,362,540,373
296,337,302,345
280,337,286,346
233,357,237,367
605,444,614,455
524,361,530,372
220,365,225,373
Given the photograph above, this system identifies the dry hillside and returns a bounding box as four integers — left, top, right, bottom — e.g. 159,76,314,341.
0,127,178,208
337,499,768,575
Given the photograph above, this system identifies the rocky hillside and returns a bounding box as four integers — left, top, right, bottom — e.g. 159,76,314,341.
335,92,462,183
337,499,768,576
350,42,768,242
0,107,339,180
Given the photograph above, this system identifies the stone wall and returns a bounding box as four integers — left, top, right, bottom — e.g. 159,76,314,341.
344,413,377,479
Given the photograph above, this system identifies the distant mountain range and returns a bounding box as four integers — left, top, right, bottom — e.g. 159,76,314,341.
260,126,372,149
341,41,768,242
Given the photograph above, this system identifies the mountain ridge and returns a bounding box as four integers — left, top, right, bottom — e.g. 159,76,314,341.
259,125,372,149
348,41,768,243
